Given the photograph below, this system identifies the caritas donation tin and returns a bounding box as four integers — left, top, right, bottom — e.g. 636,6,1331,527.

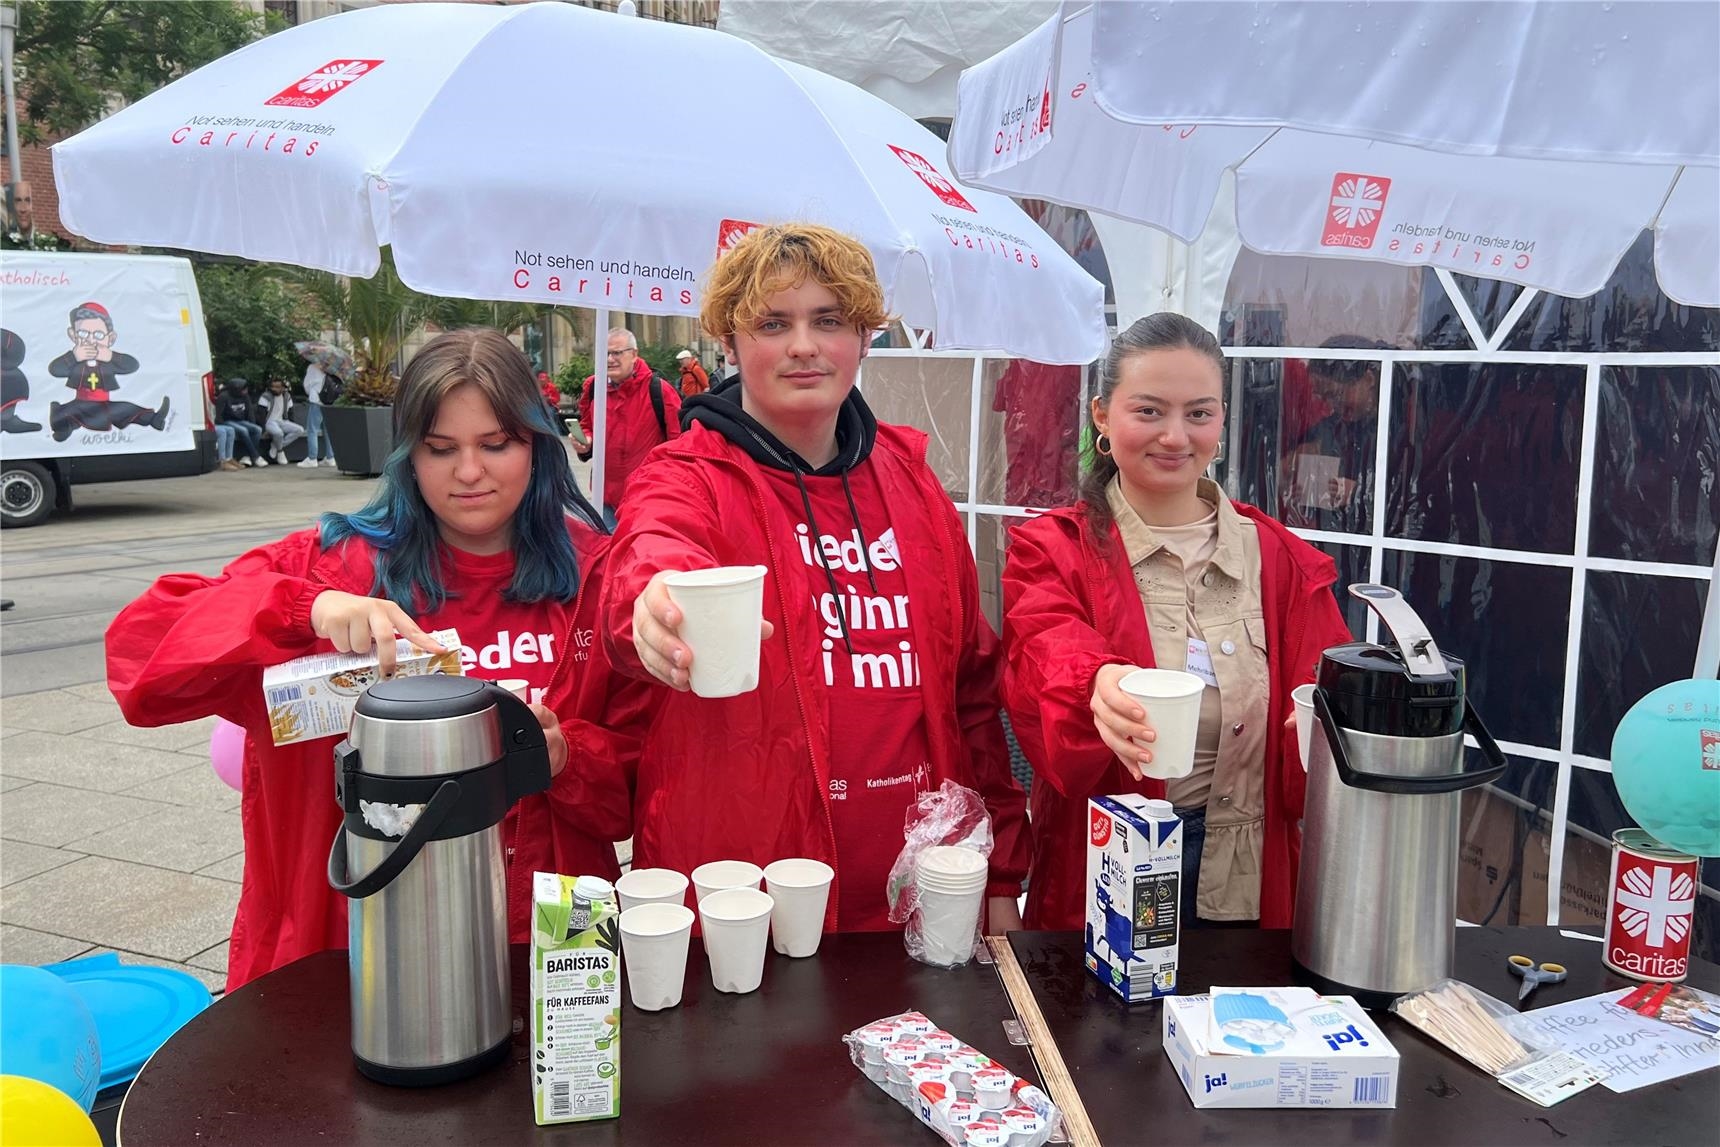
1604,828,1698,983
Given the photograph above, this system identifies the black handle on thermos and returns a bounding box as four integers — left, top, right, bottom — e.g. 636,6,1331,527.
480,681,553,804
328,775,462,900
1314,686,1509,795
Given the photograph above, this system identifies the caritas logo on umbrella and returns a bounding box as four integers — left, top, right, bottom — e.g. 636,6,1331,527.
1322,172,1392,250
889,145,977,213
265,59,384,108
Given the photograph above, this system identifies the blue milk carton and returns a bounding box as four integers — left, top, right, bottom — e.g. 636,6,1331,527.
1085,795,1182,1002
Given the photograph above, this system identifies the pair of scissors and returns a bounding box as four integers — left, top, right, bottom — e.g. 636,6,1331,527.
1507,954,1568,1003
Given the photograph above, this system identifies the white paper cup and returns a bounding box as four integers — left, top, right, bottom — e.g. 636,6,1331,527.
699,886,775,994
619,902,694,1011
1118,668,1205,780
915,847,988,966
1292,683,1317,773
616,867,691,913
691,859,763,905
664,566,768,698
762,858,834,957
495,678,530,701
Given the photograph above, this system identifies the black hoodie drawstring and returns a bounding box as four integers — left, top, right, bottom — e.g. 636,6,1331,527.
839,469,880,594
790,463,856,655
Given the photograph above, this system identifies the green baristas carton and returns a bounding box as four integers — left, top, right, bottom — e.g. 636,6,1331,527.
531,872,621,1124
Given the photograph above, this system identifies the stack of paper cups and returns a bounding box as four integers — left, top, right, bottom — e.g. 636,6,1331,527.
914,846,989,966
763,858,834,957
663,566,768,697
699,887,775,993
1117,668,1206,780
619,902,695,1011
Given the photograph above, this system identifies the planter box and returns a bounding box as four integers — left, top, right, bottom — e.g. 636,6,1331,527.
324,404,394,476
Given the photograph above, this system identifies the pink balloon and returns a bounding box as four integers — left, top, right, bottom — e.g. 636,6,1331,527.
210,718,246,792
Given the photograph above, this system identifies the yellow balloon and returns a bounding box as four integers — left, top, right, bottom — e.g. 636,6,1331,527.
0,1076,100,1147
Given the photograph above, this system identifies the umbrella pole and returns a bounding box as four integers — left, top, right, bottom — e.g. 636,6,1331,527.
591,306,609,521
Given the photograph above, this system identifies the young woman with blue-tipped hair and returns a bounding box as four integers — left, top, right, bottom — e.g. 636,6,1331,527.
107,329,650,992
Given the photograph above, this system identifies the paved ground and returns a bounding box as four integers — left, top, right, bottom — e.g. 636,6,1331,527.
0,464,381,990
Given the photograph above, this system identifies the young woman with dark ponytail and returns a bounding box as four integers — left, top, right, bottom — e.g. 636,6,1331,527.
1000,313,1352,932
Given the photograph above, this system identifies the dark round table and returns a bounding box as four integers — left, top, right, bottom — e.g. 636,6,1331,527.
117,932,1038,1146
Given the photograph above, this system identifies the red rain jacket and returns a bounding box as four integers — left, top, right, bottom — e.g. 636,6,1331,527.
1002,503,1352,931
578,355,682,508
600,421,1032,930
106,522,642,991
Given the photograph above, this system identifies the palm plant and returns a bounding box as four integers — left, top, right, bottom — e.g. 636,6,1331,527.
284,248,434,406
281,252,578,406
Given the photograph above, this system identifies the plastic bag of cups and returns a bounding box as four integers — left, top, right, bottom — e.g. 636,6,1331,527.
843,1010,1062,1146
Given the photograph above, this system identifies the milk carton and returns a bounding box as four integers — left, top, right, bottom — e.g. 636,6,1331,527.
531,872,621,1125
261,628,463,745
1085,795,1181,1002
1162,988,1399,1108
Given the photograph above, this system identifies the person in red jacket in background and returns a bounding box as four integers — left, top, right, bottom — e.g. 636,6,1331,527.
1002,313,1351,933
107,329,648,992
577,328,682,520
537,370,569,437
674,349,710,397
605,223,1030,934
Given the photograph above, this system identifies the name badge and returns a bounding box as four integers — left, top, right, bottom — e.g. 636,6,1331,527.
1185,637,1219,688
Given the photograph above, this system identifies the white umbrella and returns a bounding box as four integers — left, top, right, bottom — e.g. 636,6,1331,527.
53,2,1107,506
950,1,1719,307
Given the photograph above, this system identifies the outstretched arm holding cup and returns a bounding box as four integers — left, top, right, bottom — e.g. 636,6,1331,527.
630,569,776,694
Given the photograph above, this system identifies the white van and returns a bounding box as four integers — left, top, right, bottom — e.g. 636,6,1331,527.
0,251,216,526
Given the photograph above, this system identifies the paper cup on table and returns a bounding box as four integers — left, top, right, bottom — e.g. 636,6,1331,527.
914,846,988,966
616,867,690,913
691,859,763,906
664,565,768,698
1117,668,1205,780
763,858,834,957
619,902,694,1011
1292,683,1316,773
699,886,774,994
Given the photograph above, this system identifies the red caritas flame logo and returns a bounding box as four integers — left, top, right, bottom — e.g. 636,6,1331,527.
1321,172,1391,249
1615,864,1696,946
1090,807,1112,848
266,59,384,108
888,145,977,212
715,218,762,259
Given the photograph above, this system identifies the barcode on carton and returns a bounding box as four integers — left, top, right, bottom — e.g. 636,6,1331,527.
1353,1074,1390,1105
266,684,304,707
549,1081,571,1118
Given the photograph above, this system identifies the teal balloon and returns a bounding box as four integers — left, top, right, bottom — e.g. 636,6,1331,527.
1610,679,1720,858
0,965,102,1110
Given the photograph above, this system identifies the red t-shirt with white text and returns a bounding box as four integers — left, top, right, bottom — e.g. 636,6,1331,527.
760,467,929,931
419,546,591,873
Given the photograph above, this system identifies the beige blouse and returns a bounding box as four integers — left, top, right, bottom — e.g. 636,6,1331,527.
1107,477,1269,921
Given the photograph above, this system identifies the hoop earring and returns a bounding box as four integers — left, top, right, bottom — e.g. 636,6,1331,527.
1095,432,1112,458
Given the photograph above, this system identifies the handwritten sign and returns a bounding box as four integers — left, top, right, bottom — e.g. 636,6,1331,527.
1514,989,1720,1093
